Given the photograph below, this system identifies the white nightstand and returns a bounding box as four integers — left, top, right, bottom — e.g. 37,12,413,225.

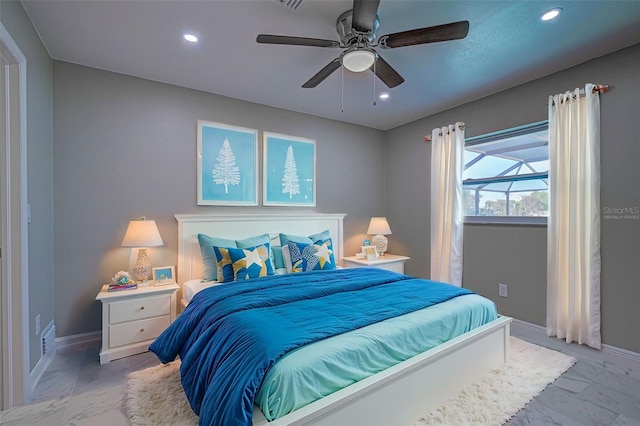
95,283,179,364
342,254,410,274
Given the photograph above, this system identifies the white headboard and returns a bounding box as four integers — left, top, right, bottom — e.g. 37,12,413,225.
174,213,346,292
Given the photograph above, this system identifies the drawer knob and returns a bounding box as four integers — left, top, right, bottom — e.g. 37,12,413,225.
140,328,145,332
140,306,145,310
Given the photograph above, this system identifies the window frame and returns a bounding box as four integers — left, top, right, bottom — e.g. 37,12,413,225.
463,121,549,226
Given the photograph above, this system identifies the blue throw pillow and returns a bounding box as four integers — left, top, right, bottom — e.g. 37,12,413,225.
198,234,236,282
309,230,331,243
237,233,275,271
237,233,270,249
198,233,275,282
272,246,285,270
279,230,332,247
227,243,274,281
213,246,236,283
286,239,336,273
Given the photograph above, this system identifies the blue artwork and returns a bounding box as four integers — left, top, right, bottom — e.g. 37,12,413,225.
197,120,258,206
263,132,316,206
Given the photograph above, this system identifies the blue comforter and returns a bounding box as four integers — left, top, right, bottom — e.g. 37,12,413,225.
149,268,472,426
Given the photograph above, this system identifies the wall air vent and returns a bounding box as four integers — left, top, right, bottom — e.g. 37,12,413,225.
273,0,309,12
41,323,56,357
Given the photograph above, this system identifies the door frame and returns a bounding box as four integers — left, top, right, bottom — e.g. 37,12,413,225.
1,21,30,409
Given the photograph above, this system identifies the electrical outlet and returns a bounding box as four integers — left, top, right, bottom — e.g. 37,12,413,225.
498,283,508,298
35,314,41,336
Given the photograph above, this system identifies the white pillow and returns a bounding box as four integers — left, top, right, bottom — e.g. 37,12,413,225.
183,278,222,303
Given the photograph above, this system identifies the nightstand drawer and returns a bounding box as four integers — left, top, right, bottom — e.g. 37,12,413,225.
366,262,405,273
342,254,410,274
109,295,171,324
109,315,170,348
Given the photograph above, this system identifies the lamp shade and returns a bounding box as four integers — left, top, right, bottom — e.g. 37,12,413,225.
367,217,392,235
342,49,376,72
121,218,163,248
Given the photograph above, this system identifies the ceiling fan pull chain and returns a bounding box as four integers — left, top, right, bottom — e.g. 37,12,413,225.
341,65,344,113
373,59,377,106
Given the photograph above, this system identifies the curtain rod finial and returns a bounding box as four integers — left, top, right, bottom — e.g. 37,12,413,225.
593,84,610,93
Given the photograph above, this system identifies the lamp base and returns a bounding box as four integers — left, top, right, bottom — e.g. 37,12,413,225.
372,234,388,256
132,248,151,282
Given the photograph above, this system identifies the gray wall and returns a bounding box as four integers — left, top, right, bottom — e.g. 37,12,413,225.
52,61,386,337
1,1,54,370
385,44,640,353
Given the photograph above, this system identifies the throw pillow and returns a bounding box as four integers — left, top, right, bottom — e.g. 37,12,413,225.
227,243,274,281
286,239,336,273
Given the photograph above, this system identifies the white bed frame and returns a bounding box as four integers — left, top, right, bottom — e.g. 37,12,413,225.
175,213,511,426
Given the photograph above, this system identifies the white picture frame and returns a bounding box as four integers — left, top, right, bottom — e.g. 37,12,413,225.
362,246,379,261
152,265,175,285
263,132,316,207
197,120,258,206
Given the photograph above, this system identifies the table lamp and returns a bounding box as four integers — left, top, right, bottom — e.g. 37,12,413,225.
367,217,392,256
121,217,163,282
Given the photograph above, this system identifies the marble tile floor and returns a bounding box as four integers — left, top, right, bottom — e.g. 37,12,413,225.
1,326,638,426
0,341,159,426
506,325,640,426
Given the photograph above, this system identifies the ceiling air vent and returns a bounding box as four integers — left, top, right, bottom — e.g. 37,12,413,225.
273,0,309,12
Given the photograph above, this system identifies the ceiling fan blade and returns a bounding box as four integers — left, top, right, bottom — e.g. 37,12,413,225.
379,21,469,49
352,0,380,33
257,34,340,48
370,55,404,88
302,58,342,88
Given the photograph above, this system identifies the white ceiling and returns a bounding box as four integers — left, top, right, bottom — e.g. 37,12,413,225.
21,0,640,130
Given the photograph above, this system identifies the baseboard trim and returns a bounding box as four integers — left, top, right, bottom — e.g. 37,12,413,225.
511,318,640,365
55,330,101,349
601,342,640,364
511,318,546,333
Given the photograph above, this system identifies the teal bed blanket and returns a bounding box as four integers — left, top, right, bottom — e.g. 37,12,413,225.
256,293,497,420
150,268,478,426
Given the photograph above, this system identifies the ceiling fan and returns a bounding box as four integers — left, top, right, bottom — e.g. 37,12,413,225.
257,0,469,89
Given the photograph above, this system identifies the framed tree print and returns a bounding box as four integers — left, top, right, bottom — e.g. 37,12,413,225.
197,120,258,206
263,132,316,207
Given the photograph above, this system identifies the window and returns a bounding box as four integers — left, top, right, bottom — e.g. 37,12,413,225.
463,121,548,224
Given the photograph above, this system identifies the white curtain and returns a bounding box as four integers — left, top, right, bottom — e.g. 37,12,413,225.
430,123,465,286
547,84,602,349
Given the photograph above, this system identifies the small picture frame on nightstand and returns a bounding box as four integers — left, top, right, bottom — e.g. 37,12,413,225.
362,246,379,261
152,266,175,285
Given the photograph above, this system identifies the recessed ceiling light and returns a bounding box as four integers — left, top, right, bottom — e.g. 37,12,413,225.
379,93,390,99
183,33,198,43
540,8,562,21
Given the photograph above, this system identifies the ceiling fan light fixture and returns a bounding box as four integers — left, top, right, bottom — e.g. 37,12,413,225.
342,49,376,72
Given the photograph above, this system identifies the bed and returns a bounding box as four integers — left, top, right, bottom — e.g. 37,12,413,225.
156,213,511,426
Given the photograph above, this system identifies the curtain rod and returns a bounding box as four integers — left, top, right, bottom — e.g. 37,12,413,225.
423,123,466,142
549,83,610,106
424,84,609,142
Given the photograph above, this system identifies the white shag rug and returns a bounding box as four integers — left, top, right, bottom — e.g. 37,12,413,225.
125,337,575,426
